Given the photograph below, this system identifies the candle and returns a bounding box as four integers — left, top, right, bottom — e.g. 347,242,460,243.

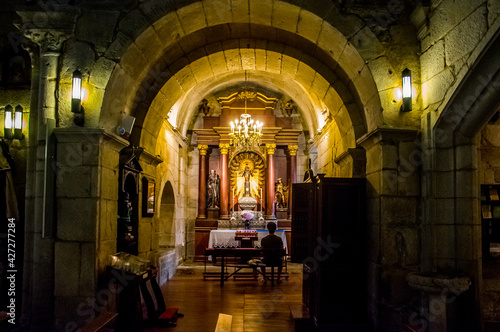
260,188,263,214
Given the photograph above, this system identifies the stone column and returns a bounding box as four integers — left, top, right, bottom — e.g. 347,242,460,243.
266,144,276,219
53,128,128,330
287,145,298,219
358,127,419,326
17,9,78,330
219,144,230,219
197,145,208,219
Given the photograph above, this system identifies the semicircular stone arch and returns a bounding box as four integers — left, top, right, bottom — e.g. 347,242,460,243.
99,0,383,152
159,180,176,248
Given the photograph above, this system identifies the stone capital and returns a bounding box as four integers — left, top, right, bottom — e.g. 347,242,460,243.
219,143,230,155
357,127,419,150
198,144,208,156
287,145,299,156
266,143,276,155
16,8,80,52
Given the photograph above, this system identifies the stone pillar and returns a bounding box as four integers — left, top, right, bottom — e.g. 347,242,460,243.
287,145,298,219
197,145,208,219
52,128,128,330
358,127,419,326
17,9,79,330
266,144,276,219
219,144,230,219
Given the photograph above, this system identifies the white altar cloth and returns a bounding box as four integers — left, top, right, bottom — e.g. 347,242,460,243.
208,229,288,252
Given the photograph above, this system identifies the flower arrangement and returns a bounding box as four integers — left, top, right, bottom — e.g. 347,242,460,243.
241,211,254,221
241,211,254,229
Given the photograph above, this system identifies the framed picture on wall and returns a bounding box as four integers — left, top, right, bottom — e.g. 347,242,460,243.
142,177,155,217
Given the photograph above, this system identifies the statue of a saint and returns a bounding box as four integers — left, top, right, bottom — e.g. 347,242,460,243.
275,178,288,208
199,98,210,116
241,166,253,197
207,169,220,208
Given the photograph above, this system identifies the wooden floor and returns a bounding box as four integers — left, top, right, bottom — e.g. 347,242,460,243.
142,262,304,332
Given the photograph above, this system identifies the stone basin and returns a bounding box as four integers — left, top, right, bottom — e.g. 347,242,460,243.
407,271,471,295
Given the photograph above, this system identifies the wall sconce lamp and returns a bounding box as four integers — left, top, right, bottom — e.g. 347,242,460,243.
72,70,84,126
4,104,24,139
400,68,412,112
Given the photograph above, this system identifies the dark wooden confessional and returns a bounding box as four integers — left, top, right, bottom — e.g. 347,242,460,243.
292,175,370,331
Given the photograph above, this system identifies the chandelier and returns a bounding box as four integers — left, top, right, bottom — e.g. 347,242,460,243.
229,93,263,151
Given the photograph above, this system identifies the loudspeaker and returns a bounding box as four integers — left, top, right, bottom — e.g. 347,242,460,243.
117,114,135,137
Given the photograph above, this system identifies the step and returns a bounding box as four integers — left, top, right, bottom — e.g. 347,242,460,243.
289,304,315,331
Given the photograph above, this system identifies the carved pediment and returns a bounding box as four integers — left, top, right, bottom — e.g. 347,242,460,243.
217,91,277,113
120,148,143,173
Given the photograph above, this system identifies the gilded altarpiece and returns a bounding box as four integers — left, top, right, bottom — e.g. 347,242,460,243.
194,90,301,259
230,151,265,206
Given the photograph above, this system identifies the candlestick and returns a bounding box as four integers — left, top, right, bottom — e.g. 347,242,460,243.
260,188,263,214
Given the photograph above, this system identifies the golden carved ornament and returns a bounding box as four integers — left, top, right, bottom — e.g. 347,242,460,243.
219,143,230,154
288,145,299,156
198,144,208,155
237,91,257,101
265,143,276,155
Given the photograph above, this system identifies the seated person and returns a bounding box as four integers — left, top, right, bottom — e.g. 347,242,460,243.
260,222,284,282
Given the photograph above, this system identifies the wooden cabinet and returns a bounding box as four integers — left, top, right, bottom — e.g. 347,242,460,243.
481,185,500,258
292,176,368,330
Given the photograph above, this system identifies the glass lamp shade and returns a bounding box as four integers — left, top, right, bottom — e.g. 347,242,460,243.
72,70,82,113
4,105,13,139
401,68,412,112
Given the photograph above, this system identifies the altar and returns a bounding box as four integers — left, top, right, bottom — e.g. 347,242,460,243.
193,90,299,260
208,229,288,252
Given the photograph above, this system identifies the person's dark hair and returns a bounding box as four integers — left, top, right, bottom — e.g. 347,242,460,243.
267,222,277,233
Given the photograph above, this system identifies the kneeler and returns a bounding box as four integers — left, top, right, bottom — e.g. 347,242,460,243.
139,269,184,326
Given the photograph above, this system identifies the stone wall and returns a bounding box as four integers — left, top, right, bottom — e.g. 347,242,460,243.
54,0,420,150
137,150,163,263
418,0,500,118
154,121,190,266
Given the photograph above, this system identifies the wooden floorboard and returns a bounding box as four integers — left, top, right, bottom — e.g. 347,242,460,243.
142,262,303,332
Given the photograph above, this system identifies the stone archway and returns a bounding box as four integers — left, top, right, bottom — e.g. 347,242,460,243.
159,181,175,248
97,0,385,156
91,1,397,329
157,181,177,286
423,29,500,332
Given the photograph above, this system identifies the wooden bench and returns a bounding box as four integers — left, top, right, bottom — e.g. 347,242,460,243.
204,248,288,286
